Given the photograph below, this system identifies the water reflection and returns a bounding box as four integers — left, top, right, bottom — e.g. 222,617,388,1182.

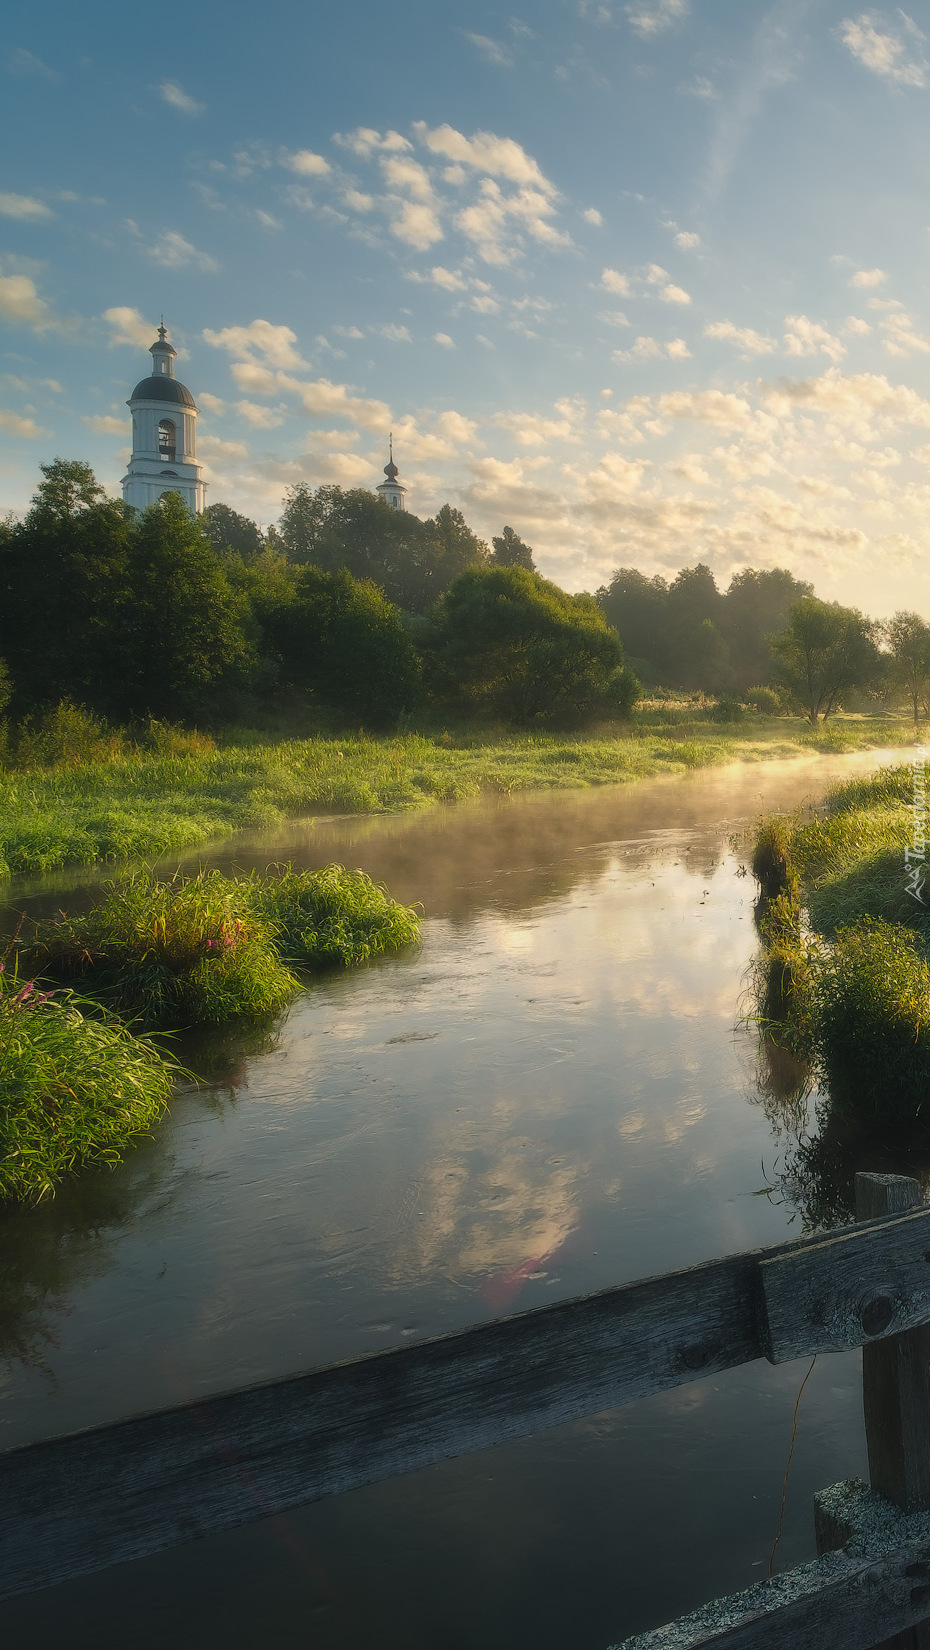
0,750,911,1650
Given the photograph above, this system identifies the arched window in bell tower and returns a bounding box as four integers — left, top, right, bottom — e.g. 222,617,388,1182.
158,418,177,461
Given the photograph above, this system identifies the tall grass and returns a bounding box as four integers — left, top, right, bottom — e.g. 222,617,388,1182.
751,763,930,1119
0,715,918,879
0,968,174,1204
18,864,421,1028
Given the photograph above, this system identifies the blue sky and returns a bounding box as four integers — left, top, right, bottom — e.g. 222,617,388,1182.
3,0,930,611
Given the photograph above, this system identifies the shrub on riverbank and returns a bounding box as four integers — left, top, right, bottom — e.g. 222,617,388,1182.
0,972,174,1203
18,865,421,1027
250,864,421,969
751,765,930,1119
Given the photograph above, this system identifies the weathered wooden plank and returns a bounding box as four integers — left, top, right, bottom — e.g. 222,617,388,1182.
0,1241,770,1599
856,1174,930,1650
1,1209,924,1601
758,1206,930,1363
615,1482,930,1650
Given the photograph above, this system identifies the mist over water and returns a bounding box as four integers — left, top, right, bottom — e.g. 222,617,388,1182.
0,752,898,1648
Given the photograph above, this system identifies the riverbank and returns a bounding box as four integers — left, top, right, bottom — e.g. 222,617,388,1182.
0,714,919,879
752,760,930,1119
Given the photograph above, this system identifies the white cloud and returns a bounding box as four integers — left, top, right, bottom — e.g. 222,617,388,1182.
615,336,691,361
0,407,47,437
373,322,412,342
674,230,700,249
393,199,444,250
381,154,434,200
646,264,669,283
626,0,689,37
465,33,513,66
413,123,557,194
844,315,873,335
335,127,413,157
601,267,631,295
344,189,373,212
430,265,467,290
434,332,455,348
203,320,307,368
0,269,52,329
0,191,52,220
102,305,155,349
283,149,331,176
849,266,887,287
283,375,391,431
8,48,57,80
705,319,777,357
582,207,604,226
159,80,205,116
83,414,124,434
235,400,284,428
764,368,930,430
659,283,691,305
497,398,586,447
784,314,846,363
199,434,250,461
658,388,757,429
150,230,218,272
880,310,930,356
198,392,226,415
839,13,927,87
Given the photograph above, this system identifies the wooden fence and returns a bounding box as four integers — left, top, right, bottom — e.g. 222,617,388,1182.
3,1171,930,1649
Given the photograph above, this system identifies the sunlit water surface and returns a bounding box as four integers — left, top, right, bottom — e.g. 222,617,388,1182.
0,752,905,1648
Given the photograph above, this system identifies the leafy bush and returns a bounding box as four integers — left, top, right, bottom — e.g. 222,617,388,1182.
812,920,930,1121
745,685,782,715
0,969,174,1204
751,816,798,906
18,864,421,1027
709,695,746,723
12,702,122,770
429,565,640,727
250,863,421,969
20,870,298,1028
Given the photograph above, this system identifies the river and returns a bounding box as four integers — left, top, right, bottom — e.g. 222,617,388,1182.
0,750,908,1648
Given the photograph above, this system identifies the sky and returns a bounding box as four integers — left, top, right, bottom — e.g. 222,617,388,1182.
2,0,930,612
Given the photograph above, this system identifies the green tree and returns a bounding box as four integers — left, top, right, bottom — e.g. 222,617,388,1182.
429,565,639,726
202,502,265,563
666,564,730,692
272,566,421,726
0,460,134,717
491,525,536,571
123,493,254,720
596,569,670,682
720,568,814,690
885,611,930,724
771,597,881,724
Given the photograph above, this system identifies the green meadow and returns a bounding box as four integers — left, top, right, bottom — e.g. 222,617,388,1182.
0,711,919,880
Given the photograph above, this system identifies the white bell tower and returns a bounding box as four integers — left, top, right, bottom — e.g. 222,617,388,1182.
375,434,406,511
121,323,206,514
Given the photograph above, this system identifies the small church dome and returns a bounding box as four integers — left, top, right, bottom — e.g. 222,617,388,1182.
129,375,198,408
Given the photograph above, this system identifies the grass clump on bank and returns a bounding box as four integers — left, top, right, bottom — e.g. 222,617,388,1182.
0,970,174,1204
751,763,930,1120
0,712,919,880
251,863,422,969
18,864,421,1028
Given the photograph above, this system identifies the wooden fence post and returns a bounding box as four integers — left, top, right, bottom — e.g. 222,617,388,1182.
817,1172,930,1650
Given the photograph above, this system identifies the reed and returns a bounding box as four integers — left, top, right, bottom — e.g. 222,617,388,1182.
0,968,174,1204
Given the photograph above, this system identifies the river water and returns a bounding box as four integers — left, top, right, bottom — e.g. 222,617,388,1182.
0,751,906,1648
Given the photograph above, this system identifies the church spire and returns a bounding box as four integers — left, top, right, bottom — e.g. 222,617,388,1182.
376,432,407,510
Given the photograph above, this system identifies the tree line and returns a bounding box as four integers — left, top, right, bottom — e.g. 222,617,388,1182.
3,459,928,738
0,461,632,734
